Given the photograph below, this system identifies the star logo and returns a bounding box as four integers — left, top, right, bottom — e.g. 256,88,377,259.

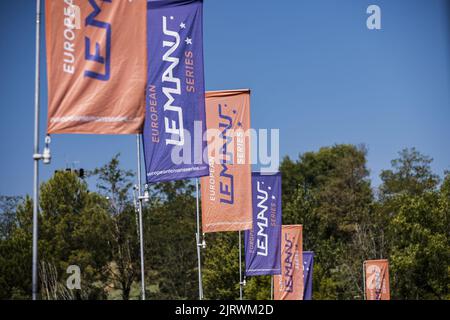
180,22,186,29
185,37,192,45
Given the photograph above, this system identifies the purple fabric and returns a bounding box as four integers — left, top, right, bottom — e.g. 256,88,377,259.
143,0,208,183
245,173,282,276
303,251,314,300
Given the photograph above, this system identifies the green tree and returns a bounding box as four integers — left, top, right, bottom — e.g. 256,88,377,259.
202,232,240,300
0,197,32,299
1,146,448,301
144,180,199,299
39,171,112,299
244,275,271,300
281,144,373,299
387,191,449,299
89,154,140,300
0,195,22,240
441,171,450,198
377,149,449,299
0,171,114,300
380,148,440,199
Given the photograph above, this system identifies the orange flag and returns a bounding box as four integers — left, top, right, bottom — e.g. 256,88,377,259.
364,259,390,300
274,225,303,300
45,0,147,134
201,90,252,232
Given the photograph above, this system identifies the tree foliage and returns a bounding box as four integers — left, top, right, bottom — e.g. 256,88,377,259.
0,147,448,300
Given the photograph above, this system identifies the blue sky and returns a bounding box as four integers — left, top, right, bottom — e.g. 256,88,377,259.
0,0,449,196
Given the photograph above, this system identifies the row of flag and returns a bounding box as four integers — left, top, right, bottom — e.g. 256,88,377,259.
44,0,389,300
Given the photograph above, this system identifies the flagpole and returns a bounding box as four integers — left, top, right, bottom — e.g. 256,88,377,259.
239,230,243,300
271,276,274,300
136,134,146,300
362,261,366,300
31,0,41,301
195,178,204,300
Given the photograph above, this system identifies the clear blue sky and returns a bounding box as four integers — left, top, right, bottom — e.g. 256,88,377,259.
0,0,449,196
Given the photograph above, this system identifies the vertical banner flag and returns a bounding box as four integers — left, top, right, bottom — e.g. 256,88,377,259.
201,90,252,232
245,173,282,276
274,225,303,300
302,251,314,300
45,0,147,134
364,259,390,300
143,0,208,183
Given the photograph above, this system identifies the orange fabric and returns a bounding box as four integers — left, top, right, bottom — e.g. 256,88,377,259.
45,0,146,134
201,90,252,232
364,259,390,300
274,225,303,300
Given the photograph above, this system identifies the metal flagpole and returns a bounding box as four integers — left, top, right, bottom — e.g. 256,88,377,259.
32,0,42,301
238,230,243,300
136,134,146,300
271,276,274,300
195,178,204,300
362,261,366,300
132,187,140,238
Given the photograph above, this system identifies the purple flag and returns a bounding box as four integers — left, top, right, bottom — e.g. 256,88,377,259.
245,173,282,276
143,0,209,183
303,251,314,300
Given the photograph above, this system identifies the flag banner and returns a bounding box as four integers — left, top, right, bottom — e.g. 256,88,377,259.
201,90,252,232
45,0,147,134
244,173,282,276
303,251,314,300
143,0,208,183
364,259,390,300
274,225,303,300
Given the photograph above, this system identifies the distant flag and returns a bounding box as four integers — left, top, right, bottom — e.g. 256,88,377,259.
364,259,390,300
201,90,252,232
245,173,282,276
45,0,147,134
302,251,314,300
143,0,208,183
274,225,303,300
